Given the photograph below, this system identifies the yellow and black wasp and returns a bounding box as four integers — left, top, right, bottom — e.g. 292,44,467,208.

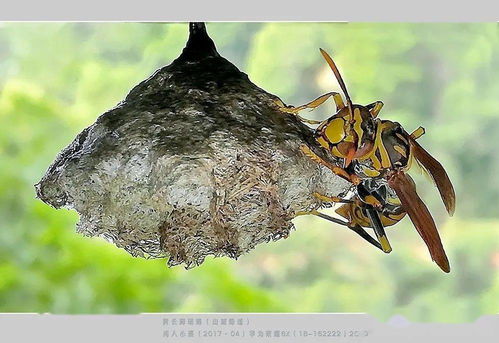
277,49,456,272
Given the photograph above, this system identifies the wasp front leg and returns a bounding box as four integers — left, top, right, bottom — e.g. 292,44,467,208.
274,92,344,124
300,144,361,185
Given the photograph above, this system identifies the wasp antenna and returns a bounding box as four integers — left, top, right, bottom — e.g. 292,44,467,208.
319,48,353,115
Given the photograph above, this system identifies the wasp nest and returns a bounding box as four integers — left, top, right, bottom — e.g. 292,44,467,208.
35,23,350,268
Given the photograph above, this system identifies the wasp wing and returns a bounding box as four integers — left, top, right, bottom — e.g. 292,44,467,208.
409,138,456,216
388,171,450,273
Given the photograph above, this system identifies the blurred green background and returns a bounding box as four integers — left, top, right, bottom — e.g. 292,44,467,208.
0,23,497,322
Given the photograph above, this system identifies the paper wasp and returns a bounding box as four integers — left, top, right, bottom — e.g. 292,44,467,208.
277,49,456,272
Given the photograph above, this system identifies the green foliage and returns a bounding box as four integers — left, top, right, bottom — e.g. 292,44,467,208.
0,23,497,321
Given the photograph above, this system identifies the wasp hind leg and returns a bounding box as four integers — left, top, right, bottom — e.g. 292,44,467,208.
295,210,382,250
364,207,392,253
347,223,383,250
313,192,385,251
312,192,350,204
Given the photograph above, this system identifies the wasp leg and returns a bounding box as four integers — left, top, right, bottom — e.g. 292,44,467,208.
332,93,345,110
295,115,323,125
366,101,384,118
274,98,323,124
296,210,347,226
274,92,343,124
347,224,383,251
312,192,351,204
365,207,392,253
300,144,361,185
295,210,382,250
274,92,341,113
410,126,425,140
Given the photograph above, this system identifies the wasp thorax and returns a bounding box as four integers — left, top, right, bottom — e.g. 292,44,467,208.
379,120,411,168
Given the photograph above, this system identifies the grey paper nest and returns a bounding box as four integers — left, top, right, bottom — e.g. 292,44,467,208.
35,23,349,269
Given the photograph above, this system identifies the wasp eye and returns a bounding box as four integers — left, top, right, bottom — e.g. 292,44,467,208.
324,118,347,144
